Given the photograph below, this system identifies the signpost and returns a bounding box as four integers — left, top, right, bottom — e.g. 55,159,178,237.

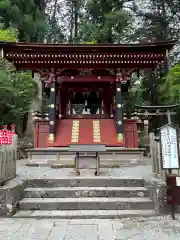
160,124,180,219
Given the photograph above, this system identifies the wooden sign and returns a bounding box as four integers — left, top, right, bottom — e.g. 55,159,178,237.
160,124,180,169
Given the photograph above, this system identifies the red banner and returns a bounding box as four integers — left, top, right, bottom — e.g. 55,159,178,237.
0,125,15,145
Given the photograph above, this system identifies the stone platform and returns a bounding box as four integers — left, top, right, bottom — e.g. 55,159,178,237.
26,147,145,167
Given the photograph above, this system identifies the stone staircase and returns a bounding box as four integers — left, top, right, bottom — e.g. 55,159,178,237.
13,177,157,219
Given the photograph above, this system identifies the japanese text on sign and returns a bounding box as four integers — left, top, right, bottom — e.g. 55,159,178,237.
160,125,179,169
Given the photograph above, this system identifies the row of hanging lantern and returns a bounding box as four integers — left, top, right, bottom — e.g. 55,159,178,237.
6,53,164,59
11,59,160,65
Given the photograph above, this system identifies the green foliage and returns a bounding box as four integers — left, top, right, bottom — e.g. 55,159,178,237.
159,64,180,104
0,0,47,42
0,28,37,135
0,28,18,41
78,0,132,43
83,40,97,44
0,60,37,134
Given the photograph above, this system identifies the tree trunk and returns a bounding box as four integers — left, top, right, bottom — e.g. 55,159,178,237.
69,1,74,43
74,1,78,42
49,0,58,43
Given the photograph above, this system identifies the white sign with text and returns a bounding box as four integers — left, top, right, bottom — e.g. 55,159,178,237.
176,177,180,186
160,125,179,169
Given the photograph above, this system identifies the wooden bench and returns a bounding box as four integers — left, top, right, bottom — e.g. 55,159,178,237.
68,144,106,176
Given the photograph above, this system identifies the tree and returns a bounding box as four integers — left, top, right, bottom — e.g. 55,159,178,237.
45,0,65,43
160,64,180,104
0,29,37,136
126,0,176,109
79,0,132,43
58,0,85,43
0,0,47,42
0,70,37,136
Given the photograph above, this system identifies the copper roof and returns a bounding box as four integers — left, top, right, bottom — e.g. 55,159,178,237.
0,40,177,53
0,40,177,70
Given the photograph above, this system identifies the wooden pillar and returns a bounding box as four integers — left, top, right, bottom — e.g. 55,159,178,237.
110,85,114,118
48,71,56,143
102,86,111,116
115,75,124,143
58,84,62,118
69,90,73,114
99,89,103,115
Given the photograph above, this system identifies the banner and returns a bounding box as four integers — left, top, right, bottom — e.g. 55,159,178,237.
0,125,15,145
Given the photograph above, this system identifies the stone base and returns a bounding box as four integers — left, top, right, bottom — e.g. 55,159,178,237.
0,179,26,217
13,209,157,219
26,147,145,167
144,177,171,215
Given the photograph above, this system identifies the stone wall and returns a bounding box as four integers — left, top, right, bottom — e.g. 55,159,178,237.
145,177,171,215
0,178,26,216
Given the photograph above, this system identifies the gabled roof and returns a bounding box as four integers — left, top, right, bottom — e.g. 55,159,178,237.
0,40,177,53
0,40,177,70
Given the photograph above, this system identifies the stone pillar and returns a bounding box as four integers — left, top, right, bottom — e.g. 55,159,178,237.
143,119,149,138
115,80,124,143
25,73,42,138
167,109,171,123
48,72,56,143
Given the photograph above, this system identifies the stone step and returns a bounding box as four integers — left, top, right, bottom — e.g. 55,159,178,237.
50,161,145,168
19,197,153,210
28,156,147,165
26,177,144,188
24,186,148,198
13,209,157,219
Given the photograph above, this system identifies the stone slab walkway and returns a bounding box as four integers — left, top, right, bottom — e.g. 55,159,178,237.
0,215,180,239
16,158,152,179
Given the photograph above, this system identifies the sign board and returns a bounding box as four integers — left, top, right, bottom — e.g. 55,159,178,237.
68,144,106,152
160,124,180,169
176,177,180,186
166,175,180,220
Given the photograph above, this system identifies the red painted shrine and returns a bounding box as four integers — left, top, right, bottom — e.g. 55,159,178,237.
0,41,176,148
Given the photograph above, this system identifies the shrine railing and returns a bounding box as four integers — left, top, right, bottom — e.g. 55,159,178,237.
150,132,180,179
0,134,17,185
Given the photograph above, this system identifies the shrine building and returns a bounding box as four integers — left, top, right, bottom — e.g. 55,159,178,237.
0,41,176,151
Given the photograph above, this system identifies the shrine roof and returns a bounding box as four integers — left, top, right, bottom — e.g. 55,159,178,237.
0,40,177,53
0,40,177,70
